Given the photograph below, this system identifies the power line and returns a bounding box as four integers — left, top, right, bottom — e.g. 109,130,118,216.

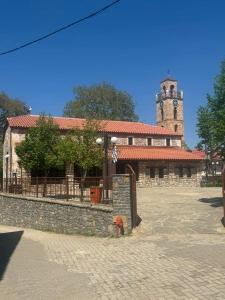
0,0,121,56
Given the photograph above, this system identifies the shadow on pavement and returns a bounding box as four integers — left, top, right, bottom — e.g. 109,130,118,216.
198,197,223,208
0,230,23,280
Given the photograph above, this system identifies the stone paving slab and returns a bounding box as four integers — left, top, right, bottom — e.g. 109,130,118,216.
0,187,225,299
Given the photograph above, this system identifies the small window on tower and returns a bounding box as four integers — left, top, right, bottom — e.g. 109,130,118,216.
163,86,166,96
128,137,133,145
170,85,174,97
166,138,170,146
147,138,152,146
174,124,178,132
174,108,177,120
161,108,164,121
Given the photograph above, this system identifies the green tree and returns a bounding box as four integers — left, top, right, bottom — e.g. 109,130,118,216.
56,119,103,201
196,106,214,153
195,142,204,151
0,92,29,134
207,60,225,160
71,119,103,178
16,115,62,177
55,133,77,174
63,82,138,121
196,58,225,179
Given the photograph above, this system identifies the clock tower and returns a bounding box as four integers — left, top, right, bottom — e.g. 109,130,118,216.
156,76,184,142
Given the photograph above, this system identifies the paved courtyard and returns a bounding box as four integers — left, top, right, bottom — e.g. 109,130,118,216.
0,187,225,299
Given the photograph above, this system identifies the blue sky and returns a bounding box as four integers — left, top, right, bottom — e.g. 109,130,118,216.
0,0,225,148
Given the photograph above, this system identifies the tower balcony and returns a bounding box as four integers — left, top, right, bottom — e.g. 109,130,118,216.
156,90,183,101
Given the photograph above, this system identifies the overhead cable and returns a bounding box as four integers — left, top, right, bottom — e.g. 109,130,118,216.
0,0,121,56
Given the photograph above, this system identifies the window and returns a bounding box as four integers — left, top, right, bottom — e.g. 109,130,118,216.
174,108,177,120
145,167,150,176
128,137,133,145
150,167,155,178
187,167,192,178
166,138,170,146
179,167,183,178
146,167,155,178
170,85,174,97
147,138,152,146
174,124,178,132
161,108,164,121
159,168,164,178
163,86,166,96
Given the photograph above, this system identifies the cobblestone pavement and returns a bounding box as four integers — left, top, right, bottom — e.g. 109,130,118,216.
0,187,225,300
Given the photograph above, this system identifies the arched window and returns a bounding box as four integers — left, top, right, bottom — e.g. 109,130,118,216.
174,108,177,120
163,86,166,96
174,124,178,132
161,108,164,120
170,85,174,97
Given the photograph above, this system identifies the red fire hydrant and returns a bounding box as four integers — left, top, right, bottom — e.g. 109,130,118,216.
115,216,124,237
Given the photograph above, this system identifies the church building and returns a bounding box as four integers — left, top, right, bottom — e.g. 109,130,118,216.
3,77,203,187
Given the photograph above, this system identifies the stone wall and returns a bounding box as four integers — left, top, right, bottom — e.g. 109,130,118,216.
112,175,132,232
138,161,202,187
0,175,133,237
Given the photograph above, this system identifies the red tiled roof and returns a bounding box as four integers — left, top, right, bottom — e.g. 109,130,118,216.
117,146,203,161
7,115,180,136
191,150,206,159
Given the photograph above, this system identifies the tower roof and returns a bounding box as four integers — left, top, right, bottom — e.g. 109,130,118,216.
160,75,177,83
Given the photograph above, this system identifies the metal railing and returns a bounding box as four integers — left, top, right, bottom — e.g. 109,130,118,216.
0,176,112,204
200,175,222,187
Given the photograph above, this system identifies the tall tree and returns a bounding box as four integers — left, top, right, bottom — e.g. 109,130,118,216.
71,119,103,178
196,59,225,161
63,82,138,121
207,60,225,160
0,92,29,134
55,133,77,175
196,106,214,152
16,116,62,177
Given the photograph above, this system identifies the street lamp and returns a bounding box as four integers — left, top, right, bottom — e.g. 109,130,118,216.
96,135,118,200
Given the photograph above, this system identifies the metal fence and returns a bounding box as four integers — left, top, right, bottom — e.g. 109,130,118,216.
0,176,112,204
200,175,222,187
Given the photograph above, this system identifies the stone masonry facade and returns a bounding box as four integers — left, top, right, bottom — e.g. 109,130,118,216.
0,175,133,237
138,161,202,187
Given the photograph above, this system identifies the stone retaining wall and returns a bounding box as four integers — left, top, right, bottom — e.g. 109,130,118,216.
0,175,133,237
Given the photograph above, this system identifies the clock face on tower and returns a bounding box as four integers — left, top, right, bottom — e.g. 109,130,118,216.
173,99,178,108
